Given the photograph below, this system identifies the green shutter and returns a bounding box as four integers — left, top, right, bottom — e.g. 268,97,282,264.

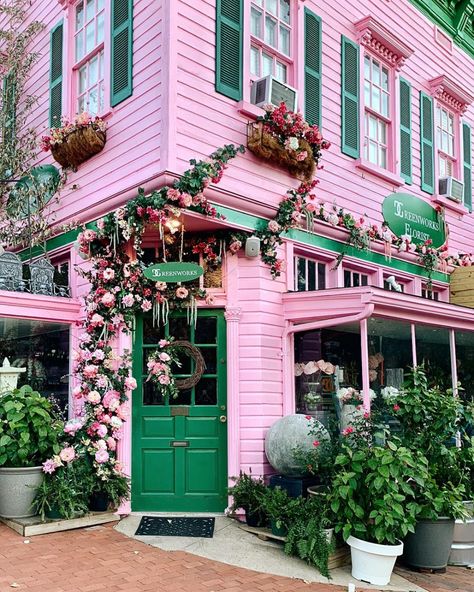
49,21,63,128
215,0,242,101
420,91,435,194
341,36,359,158
399,78,412,184
304,8,322,127
463,122,472,211
2,73,16,150
111,0,133,107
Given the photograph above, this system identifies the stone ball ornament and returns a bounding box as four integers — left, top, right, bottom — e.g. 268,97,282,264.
264,414,330,478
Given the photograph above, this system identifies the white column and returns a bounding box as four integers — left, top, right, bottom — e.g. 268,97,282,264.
225,306,242,480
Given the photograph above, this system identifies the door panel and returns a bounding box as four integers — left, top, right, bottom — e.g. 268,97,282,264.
132,310,227,512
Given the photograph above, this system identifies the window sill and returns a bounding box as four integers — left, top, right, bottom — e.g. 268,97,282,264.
355,158,405,186
237,100,264,121
433,195,469,215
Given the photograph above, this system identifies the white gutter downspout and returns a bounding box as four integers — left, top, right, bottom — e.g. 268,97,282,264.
282,303,375,416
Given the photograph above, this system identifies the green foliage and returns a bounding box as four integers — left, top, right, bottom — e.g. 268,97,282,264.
228,470,267,514
33,458,90,520
0,385,62,467
262,486,302,530
91,470,130,509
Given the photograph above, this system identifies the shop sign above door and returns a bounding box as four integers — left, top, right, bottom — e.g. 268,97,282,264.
382,193,446,248
143,262,204,283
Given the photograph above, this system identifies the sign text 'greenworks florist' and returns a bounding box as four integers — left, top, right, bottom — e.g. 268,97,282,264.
382,193,446,248
143,262,204,283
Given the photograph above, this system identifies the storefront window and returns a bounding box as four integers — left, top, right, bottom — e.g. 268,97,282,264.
294,322,361,426
0,319,70,412
455,331,474,402
415,325,451,390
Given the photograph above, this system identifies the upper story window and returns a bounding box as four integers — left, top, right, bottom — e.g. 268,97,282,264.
436,104,456,178
364,54,390,169
294,256,326,291
343,269,369,288
74,0,106,116
250,0,292,84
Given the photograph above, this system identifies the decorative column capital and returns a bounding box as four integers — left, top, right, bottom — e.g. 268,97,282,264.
225,306,242,322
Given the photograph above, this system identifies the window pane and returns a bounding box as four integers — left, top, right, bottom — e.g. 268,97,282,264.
448,114,454,133
369,141,378,164
344,270,351,288
76,3,84,31
195,378,217,405
86,0,95,21
78,65,87,93
318,263,326,290
89,55,98,85
379,119,386,144
195,316,217,344
308,261,316,291
85,22,95,53
97,12,104,44
439,156,446,178
381,67,389,91
262,52,273,76
353,273,360,287
297,257,306,291
372,86,381,113
442,131,448,152
99,82,105,113
441,109,447,128
75,34,84,61
250,46,260,76
380,147,387,169
251,7,262,37
368,115,377,139
97,0,104,9
265,16,276,47
267,0,277,15
275,61,287,83
89,87,98,116
448,134,454,156
372,60,380,86
364,81,370,106
361,275,368,286
280,25,290,55
78,95,85,113
382,92,389,117
99,49,104,78
364,55,370,79
280,0,290,23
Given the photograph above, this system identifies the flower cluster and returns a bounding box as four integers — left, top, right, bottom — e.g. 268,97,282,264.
40,112,107,151
336,387,376,406
294,359,335,376
146,339,182,399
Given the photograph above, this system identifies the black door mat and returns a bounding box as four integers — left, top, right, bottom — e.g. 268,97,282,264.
135,516,215,538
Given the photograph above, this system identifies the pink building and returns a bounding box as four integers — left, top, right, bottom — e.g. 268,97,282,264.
2,0,474,512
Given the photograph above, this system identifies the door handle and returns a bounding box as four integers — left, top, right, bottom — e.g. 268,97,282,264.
219,415,227,423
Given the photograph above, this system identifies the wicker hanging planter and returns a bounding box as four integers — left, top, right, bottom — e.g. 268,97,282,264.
51,126,106,170
204,263,222,288
247,122,315,182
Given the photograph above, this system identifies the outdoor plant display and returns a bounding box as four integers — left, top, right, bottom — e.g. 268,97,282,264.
247,102,330,181
228,471,267,527
0,385,63,518
40,112,107,170
261,486,301,537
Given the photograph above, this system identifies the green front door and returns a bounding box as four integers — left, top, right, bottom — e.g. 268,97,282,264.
132,310,227,512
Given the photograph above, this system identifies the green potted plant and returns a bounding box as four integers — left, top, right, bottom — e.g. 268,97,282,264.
228,471,267,527
33,456,91,520
0,386,62,518
89,470,130,512
329,420,432,586
262,486,301,537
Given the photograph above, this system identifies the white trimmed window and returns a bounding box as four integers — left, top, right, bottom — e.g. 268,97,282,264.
250,0,292,84
294,257,326,291
363,54,391,169
436,105,456,178
343,268,369,288
74,0,105,116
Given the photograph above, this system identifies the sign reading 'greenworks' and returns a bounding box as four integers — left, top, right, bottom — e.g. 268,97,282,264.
143,262,204,283
382,193,446,248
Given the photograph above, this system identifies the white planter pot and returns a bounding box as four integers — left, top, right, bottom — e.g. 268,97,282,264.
347,535,403,586
0,466,43,518
324,527,334,544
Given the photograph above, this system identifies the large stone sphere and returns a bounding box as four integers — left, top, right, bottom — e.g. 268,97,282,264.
264,414,330,478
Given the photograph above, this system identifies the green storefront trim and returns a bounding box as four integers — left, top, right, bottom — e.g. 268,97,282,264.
20,204,448,282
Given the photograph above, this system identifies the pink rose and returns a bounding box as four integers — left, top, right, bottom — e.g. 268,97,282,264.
59,447,75,463
141,300,152,312
116,404,129,420
83,364,99,379
90,313,104,326
106,437,117,451
125,376,137,390
42,459,58,474
155,282,167,291
122,294,135,307
158,374,171,385
159,339,170,347
179,192,193,207
97,424,108,438
175,286,188,299
93,349,105,360
268,220,281,233
87,390,101,405
102,390,120,408
95,449,109,464
101,292,115,307
159,352,171,362
229,240,242,254
103,268,115,280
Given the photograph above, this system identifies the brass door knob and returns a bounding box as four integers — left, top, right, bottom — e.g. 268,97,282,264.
219,415,227,423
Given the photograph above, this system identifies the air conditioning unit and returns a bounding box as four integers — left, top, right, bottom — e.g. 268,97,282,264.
250,75,298,112
438,177,464,202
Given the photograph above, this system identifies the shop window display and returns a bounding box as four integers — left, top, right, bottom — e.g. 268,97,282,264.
455,331,474,402
415,325,451,390
0,319,70,412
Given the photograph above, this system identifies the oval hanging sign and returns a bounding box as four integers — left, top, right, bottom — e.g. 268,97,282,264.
143,262,204,283
382,193,446,248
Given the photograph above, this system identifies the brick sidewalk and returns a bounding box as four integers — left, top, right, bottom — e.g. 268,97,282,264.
0,522,472,592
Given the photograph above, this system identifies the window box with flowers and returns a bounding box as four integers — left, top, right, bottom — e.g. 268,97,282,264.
41,112,107,170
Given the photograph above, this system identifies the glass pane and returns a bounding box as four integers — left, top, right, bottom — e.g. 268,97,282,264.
380,147,387,169
252,0,263,5
353,273,360,287
195,316,217,344
317,263,326,290
275,61,287,83
265,16,276,47
168,317,190,340
201,348,217,374
174,348,192,374
379,119,386,143
143,317,165,344
97,0,104,9
372,86,381,113
297,257,306,291
372,60,380,86
143,380,165,405
76,3,84,31
88,87,98,116
97,12,104,43
415,325,451,390
86,0,95,21
361,274,368,286
455,331,474,402
85,22,95,53
280,0,290,23
368,115,377,139
89,55,98,85
308,260,316,291
382,92,389,117
449,135,454,156
99,82,105,112
364,81,370,106
78,95,85,113
364,55,370,78
195,378,217,405
250,46,260,76
75,34,84,61
267,0,277,15
439,157,446,178
280,25,290,55
343,270,351,288
448,114,454,133
369,140,377,164
381,67,389,91
78,65,87,93
169,388,191,406
441,109,448,129
262,53,273,76
251,7,262,37
99,49,104,77
442,131,448,152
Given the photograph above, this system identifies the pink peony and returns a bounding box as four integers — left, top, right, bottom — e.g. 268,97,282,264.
122,294,135,307
86,390,101,405
179,192,193,207
102,390,120,408
101,292,115,307
229,240,242,254
141,300,152,312
158,374,171,385
175,286,188,299
110,416,123,429
116,404,129,420
95,375,108,388
268,220,281,233
64,418,84,434
90,313,105,326
97,424,108,438
106,437,117,451
93,349,105,360
125,376,137,390
83,364,99,379
95,449,110,464
59,447,76,463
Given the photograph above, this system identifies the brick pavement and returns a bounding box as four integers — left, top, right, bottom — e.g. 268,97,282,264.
395,565,474,592
0,522,472,592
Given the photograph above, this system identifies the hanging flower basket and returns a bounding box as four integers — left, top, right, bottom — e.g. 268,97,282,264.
247,122,315,182
50,126,106,170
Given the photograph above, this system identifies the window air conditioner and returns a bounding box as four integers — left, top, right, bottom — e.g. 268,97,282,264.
250,75,298,112
438,177,464,202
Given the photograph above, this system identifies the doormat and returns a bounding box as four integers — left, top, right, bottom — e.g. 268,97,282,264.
135,516,215,538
